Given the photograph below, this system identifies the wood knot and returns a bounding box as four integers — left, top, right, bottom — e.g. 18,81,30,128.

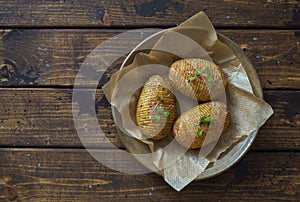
284,183,296,195
3,186,17,201
0,62,16,82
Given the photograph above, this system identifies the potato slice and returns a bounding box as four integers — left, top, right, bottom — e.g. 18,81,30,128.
136,75,176,140
169,59,227,102
173,101,230,149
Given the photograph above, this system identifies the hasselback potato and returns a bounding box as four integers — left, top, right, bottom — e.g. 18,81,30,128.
169,59,227,102
136,75,176,140
173,101,230,149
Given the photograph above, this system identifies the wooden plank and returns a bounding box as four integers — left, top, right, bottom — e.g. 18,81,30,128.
0,0,299,28
0,88,122,148
0,29,299,89
220,30,300,90
257,90,300,151
0,88,298,150
0,149,299,201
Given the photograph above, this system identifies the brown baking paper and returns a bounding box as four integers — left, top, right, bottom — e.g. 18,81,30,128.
102,12,273,191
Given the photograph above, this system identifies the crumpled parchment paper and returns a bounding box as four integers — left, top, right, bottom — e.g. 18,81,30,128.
103,12,273,191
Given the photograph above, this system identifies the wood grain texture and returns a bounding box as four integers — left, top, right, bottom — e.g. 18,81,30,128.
0,0,299,28
0,1,298,201
220,30,300,90
0,29,299,89
0,88,121,149
0,88,298,150
0,149,299,201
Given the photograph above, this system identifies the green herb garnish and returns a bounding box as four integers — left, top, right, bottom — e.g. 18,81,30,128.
203,67,210,74
207,77,213,82
195,69,201,76
197,129,203,136
200,116,212,124
156,107,162,113
154,115,161,121
204,116,212,122
163,111,170,117
189,77,195,81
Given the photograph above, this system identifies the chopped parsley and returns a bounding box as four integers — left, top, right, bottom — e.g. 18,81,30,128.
200,116,212,124
189,77,195,81
207,77,213,82
156,107,162,113
154,115,161,121
203,67,210,74
163,111,170,117
197,129,203,136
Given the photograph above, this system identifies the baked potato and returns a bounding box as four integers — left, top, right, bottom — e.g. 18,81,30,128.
136,75,176,140
173,101,230,149
169,59,227,102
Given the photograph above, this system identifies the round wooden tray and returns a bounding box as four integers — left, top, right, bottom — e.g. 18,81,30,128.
112,30,263,180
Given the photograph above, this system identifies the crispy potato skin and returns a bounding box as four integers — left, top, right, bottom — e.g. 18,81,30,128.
136,75,176,140
173,102,230,149
169,59,227,102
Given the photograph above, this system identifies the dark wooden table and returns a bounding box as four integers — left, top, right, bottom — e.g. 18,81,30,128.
0,1,299,201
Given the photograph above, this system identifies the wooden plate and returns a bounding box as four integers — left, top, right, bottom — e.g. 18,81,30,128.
112,30,263,180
